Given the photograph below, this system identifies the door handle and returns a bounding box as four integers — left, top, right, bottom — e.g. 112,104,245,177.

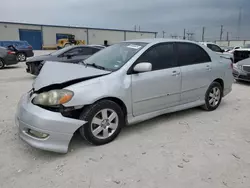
206,65,211,70
172,70,180,76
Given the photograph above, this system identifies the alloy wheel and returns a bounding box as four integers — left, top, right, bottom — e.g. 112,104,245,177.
208,87,221,107
17,54,26,61
90,109,119,139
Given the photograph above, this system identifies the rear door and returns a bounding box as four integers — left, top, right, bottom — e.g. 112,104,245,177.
176,42,212,104
131,42,181,116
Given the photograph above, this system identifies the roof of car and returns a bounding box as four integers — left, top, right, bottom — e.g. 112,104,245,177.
124,38,199,44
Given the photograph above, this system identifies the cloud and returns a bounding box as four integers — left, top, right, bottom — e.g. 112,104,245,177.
0,0,249,40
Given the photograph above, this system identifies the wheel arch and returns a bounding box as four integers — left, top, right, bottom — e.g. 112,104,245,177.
213,78,224,90
92,97,128,118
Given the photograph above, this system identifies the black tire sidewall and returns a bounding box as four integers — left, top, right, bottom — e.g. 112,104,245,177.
204,82,223,111
0,58,5,69
79,100,125,145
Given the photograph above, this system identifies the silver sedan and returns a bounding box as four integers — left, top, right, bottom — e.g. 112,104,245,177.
16,39,233,153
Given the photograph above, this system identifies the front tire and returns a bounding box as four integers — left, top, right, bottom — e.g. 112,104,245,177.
79,100,124,145
202,82,223,111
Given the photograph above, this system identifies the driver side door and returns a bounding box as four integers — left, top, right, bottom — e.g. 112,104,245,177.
130,43,181,116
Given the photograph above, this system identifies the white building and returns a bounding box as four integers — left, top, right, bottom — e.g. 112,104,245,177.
0,22,157,50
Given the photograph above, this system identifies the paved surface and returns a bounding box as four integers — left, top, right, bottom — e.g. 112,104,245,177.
1,51,250,188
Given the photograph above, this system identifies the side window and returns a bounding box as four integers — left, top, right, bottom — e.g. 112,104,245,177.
78,47,94,55
136,43,176,71
64,48,82,56
91,48,101,54
177,43,211,66
207,44,222,53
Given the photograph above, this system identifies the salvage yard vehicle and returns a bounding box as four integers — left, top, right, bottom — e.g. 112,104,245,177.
0,40,34,62
57,34,85,49
15,39,233,153
0,47,18,69
233,47,250,63
200,42,234,63
26,45,102,75
233,58,250,82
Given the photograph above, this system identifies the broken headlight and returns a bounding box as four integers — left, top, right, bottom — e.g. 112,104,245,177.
33,89,74,106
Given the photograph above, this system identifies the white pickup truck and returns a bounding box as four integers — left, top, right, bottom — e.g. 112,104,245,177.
200,42,234,63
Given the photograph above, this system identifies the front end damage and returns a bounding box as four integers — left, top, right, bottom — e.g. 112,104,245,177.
16,61,111,153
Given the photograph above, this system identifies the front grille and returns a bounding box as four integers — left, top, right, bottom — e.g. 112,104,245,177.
243,66,250,73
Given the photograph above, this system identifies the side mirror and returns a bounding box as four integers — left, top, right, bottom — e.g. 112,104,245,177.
133,62,152,73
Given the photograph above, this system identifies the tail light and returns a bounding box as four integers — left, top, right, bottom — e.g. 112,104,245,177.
7,51,15,55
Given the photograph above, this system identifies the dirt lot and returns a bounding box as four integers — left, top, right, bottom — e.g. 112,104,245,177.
1,51,250,188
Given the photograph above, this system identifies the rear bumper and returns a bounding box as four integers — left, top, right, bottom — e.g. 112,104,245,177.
25,50,34,57
16,93,87,153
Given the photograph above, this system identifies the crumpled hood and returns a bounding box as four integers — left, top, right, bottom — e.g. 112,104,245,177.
32,61,111,91
27,54,51,62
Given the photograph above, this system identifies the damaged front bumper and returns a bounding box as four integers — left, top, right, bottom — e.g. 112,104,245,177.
15,93,87,153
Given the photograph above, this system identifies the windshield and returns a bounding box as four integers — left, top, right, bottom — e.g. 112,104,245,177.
84,42,147,71
50,46,73,56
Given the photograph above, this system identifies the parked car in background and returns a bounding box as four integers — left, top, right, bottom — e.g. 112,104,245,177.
233,47,250,63
0,47,18,69
233,57,250,82
26,45,103,75
88,44,106,49
16,39,233,153
200,42,234,63
0,41,34,62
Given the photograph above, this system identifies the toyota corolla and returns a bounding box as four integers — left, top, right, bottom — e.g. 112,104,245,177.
15,39,233,153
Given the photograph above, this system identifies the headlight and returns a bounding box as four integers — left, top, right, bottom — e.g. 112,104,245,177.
237,64,242,70
33,89,74,106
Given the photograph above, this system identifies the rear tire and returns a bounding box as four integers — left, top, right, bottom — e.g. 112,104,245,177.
0,58,5,69
202,82,223,111
17,53,26,62
79,100,124,145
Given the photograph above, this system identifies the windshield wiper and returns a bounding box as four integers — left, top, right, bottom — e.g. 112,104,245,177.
85,63,106,70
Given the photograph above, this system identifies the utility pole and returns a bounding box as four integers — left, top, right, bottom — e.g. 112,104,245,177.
186,32,194,40
138,25,141,31
237,7,242,40
202,27,205,42
226,32,229,41
171,34,178,39
220,25,223,41
162,31,166,38
183,29,186,40
134,25,137,31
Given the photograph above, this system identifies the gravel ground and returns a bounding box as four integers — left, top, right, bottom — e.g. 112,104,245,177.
1,51,250,188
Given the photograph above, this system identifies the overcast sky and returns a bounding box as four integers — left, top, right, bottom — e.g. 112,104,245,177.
0,0,249,41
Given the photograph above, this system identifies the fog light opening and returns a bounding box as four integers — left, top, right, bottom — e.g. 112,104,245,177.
27,129,49,139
